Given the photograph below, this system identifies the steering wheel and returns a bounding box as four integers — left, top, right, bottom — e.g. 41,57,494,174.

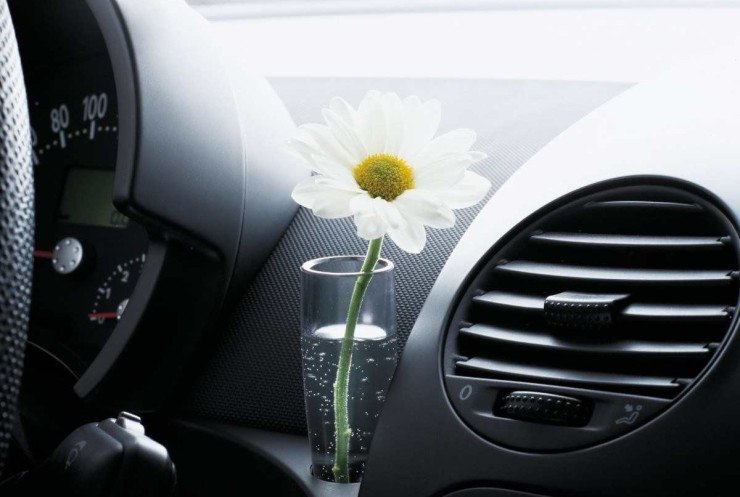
0,0,35,478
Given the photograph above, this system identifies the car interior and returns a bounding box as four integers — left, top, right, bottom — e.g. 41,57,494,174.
1,0,739,496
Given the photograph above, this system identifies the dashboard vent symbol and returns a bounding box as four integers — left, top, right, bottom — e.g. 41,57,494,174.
447,185,739,410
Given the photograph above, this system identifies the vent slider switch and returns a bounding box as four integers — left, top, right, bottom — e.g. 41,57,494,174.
496,391,593,427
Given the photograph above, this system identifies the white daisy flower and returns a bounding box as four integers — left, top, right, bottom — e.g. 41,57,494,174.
289,90,491,253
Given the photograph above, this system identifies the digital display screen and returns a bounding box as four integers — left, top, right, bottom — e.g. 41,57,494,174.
58,168,129,228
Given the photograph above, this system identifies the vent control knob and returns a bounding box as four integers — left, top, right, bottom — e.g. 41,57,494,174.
495,391,592,427
544,292,629,330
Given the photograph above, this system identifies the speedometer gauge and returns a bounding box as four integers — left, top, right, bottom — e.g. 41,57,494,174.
88,253,146,334
26,55,148,374
34,91,115,167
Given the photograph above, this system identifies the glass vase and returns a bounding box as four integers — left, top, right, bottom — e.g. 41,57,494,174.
300,255,397,483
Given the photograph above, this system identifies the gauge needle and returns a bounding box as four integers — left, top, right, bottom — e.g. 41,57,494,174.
88,312,118,320
33,250,54,259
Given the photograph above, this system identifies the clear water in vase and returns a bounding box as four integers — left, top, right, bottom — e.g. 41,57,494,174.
301,323,398,482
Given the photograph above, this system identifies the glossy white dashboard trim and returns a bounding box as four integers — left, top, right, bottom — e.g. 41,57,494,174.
193,0,740,19
456,42,740,257
203,7,740,83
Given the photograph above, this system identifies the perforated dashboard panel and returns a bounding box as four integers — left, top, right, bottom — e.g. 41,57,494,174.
181,78,628,434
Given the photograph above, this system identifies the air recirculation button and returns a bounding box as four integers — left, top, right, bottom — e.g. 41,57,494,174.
495,391,592,427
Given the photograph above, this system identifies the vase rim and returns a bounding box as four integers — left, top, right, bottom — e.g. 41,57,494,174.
301,255,394,277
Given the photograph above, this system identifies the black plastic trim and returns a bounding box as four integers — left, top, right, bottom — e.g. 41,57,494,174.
495,261,733,286
585,200,702,212
530,232,725,250
474,291,733,323
459,324,713,359
455,357,683,395
440,182,740,454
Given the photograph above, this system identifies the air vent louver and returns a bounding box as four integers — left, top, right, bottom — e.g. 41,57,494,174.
444,184,740,451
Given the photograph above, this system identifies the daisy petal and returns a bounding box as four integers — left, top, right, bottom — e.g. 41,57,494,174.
387,217,427,254
311,196,356,219
289,138,353,183
381,92,405,156
400,96,441,159
358,91,385,154
414,153,476,189
436,171,492,209
373,197,405,230
313,175,363,193
291,176,357,218
393,190,455,229
312,154,357,183
415,128,477,165
300,123,358,168
285,138,316,170
322,108,367,163
350,194,390,240
329,96,359,128
290,131,350,179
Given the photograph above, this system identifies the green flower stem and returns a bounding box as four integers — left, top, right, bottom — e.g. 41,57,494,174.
332,237,384,483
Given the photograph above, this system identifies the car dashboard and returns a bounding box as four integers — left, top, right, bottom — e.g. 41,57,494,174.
18,7,148,374
6,1,740,496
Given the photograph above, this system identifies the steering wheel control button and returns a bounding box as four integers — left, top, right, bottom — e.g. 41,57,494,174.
52,237,84,274
115,411,145,434
495,391,592,427
33,415,175,495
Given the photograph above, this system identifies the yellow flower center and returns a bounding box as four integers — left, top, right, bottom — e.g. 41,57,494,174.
353,153,414,201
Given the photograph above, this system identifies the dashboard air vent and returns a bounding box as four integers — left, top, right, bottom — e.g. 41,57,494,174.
443,184,740,451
